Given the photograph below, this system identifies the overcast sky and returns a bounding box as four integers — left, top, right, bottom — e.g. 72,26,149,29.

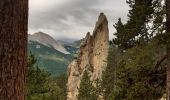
29,0,129,42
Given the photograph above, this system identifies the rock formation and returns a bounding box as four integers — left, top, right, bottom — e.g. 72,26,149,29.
67,13,109,100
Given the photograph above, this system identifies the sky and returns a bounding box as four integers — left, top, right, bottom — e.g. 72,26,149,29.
29,0,129,42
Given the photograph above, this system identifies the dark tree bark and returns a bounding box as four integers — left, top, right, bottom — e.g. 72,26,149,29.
167,0,170,99
0,0,28,100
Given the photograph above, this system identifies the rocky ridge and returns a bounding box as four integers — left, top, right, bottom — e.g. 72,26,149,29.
67,13,109,100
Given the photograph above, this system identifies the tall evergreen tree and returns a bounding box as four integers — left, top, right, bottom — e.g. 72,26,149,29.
26,54,51,100
107,0,166,99
101,46,120,99
26,54,66,100
0,0,28,100
77,70,98,100
113,0,154,49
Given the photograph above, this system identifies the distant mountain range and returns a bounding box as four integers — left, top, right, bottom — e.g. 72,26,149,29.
28,32,70,54
28,32,81,76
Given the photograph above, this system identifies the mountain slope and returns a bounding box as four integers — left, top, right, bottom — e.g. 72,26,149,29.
28,32,78,76
28,32,70,54
28,41,74,76
67,39,82,48
28,32,81,76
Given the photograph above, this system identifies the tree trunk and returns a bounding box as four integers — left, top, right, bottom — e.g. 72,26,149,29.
167,0,170,99
0,0,28,100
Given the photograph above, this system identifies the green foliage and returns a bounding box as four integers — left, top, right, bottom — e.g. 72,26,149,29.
26,54,67,100
115,41,166,99
104,1,166,99
54,74,68,100
77,70,98,100
113,0,165,50
101,46,120,99
102,39,166,99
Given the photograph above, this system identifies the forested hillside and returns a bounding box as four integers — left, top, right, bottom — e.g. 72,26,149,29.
28,32,80,76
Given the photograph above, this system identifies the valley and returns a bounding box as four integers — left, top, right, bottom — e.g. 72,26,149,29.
28,32,80,76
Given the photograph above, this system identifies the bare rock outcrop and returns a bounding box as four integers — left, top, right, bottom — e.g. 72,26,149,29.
67,13,109,100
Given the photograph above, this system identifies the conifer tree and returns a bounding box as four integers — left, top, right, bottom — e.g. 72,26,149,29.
0,0,28,99
26,54,66,100
101,46,119,99
105,0,167,99
77,70,98,100
26,54,51,100
113,0,154,49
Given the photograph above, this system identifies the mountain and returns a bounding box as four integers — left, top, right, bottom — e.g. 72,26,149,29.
67,39,82,48
28,32,79,76
28,32,70,54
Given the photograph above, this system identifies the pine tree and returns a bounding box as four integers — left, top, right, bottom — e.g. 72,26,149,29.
26,54,66,100
113,0,154,49
109,0,166,99
0,0,28,99
77,70,98,100
26,54,51,100
55,74,67,100
101,46,119,99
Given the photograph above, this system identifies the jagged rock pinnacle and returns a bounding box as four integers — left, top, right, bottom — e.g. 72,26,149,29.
93,13,108,38
67,13,109,100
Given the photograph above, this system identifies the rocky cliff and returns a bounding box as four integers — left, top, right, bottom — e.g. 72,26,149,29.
67,13,109,100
